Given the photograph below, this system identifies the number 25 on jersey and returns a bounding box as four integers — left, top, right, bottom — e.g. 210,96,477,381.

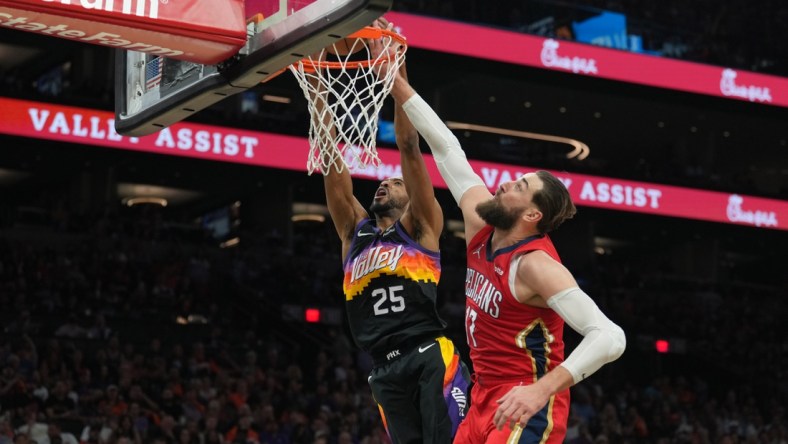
372,285,406,316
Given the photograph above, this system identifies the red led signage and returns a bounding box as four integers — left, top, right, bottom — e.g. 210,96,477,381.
1,97,785,231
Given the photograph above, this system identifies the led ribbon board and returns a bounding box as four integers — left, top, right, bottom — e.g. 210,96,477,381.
1,97,785,231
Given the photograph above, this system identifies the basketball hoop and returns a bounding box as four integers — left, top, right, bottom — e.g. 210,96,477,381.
289,26,407,175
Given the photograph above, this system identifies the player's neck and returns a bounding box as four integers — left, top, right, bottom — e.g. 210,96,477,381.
374,214,398,232
491,226,539,250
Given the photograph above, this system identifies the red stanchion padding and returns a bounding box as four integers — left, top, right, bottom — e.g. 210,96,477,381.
0,0,247,64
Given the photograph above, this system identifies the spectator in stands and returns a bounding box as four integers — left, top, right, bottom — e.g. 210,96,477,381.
12,434,30,444
258,417,287,444
44,381,77,421
176,427,198,444
100,385,127,418
14,411,48,444
150,415,178,443
224,415,258,444
44,423,79,444
157,388,183,420
179,388,204,424
54,317,86,340
0,417,13,444
0,363,28,412
78,417,111,444
86,316,111,341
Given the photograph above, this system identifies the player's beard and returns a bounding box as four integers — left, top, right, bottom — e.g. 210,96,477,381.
476,198,524,230
369,196,404,217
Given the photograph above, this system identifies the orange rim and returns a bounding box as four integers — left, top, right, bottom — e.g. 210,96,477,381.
294,26,407,72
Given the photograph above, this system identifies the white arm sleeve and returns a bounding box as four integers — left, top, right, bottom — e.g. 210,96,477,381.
547,287,626,384
401,94,486,203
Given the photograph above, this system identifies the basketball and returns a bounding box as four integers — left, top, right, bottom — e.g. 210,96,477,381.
326,38,364,56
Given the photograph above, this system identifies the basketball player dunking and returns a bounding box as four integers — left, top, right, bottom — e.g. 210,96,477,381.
315,22,470,444
386,63,627,443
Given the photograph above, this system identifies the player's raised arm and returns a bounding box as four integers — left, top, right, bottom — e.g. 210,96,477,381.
308,69,367,259
323,149,368,260
395,76,490,243
388,62,443,249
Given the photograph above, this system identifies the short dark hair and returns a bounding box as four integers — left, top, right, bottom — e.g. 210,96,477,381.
532,171,576,233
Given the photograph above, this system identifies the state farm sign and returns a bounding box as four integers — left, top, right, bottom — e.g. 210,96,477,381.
1,97,786,231
0,10,182,56
0,0,246,64
42,0,158,18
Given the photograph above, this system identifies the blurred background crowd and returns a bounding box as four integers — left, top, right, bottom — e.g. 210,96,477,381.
0,200,785,444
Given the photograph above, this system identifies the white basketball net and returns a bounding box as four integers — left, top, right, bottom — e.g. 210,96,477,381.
289,29,406,175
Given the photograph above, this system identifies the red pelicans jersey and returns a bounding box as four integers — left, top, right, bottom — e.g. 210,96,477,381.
464,225,569,443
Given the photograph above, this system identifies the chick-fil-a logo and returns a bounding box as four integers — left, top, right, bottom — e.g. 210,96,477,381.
540,39,598,75
726,194,778,227
720,69,772,103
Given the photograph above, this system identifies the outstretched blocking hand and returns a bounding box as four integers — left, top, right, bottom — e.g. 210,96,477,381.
493,383,552,432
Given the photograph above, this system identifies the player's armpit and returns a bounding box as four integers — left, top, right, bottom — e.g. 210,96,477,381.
458,185,495,242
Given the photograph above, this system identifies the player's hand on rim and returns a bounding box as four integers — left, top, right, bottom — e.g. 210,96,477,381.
492,383,552,431
368,18,399,79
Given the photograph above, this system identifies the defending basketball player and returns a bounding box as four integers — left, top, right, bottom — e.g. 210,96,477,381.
313,21,470,444
387,63,627,443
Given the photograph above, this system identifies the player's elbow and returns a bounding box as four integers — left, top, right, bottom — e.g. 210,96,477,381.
606,324,626,362
395,129,419,152
446,133,464,154
397,139,420,155
429,131,462,159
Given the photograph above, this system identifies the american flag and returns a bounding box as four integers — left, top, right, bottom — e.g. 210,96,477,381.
145,56,163,90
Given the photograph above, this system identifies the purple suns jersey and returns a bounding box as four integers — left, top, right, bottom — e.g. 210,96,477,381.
343,219,446,353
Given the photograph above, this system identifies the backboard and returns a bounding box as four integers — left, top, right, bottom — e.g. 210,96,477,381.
114,0,392,136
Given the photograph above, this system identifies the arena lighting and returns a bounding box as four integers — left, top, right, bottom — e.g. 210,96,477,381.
291,214,326,222
122,197,168,207
446,219,465,239
0,167,30,185
262,94,292,104
305,308,321,323
655,339,670,353
219,237,240,248
445,122,590,161
292,202,328,223
176,314,209,324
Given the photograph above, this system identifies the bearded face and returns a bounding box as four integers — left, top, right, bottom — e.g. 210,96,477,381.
475,198,525,230
369,194,405,216
369,178,408,217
